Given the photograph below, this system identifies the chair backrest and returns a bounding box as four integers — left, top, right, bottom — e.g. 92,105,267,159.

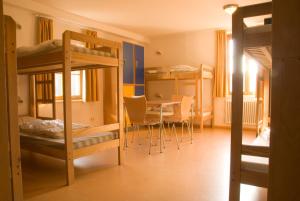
180,96,194,120
124,96,146,124
171,95,193,121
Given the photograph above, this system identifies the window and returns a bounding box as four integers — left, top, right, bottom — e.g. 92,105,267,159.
55,71,82,100
228,37,258,95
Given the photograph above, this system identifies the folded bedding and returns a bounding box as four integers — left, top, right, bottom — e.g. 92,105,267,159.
19,116,89,139
17,39,116,58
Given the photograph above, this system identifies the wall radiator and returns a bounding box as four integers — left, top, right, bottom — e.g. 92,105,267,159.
225,96,263,127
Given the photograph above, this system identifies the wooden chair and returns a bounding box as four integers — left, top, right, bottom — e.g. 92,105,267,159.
164,96,194,148
124,96,160,154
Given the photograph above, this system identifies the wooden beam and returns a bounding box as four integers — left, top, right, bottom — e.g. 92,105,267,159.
229,7,244,201
244,32,272,48
0,2,13,200
117,45,124,164
269,0,300,200
242,145,270,157
241,2,272,18
4,16,23,201
62,31,75,185
241,169,268,188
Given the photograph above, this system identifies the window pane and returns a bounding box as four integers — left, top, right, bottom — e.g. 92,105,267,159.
55,73,63,97
55,71,81,98
248,59,258,94
71,71,81,96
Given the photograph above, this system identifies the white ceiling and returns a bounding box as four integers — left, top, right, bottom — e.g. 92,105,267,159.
32,0,271,37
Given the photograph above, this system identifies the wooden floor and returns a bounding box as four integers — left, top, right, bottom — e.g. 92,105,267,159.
22,128,267,201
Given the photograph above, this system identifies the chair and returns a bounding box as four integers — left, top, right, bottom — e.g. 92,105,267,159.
164,96,194,148
123,96,161,154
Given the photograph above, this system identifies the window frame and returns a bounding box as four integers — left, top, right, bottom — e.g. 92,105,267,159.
55,70,83,101
227,34,258,96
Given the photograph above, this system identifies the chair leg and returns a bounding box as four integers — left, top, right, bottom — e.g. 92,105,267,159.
173,123,180,150
149,125,154,155
187,121,192,144
137,125,141,145
131,124,135,143
162,123,167,149
181,122,184,142
124,122,128,149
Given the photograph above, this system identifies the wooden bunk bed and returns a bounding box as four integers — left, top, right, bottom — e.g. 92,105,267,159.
145,64,214,131
229,2,272,201
6,17,123,185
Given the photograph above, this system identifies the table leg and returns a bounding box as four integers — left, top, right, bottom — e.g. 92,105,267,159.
160,105,163,153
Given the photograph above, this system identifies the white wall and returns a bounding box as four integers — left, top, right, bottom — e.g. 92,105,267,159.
145,29,216,68
144,29,223,126
4,4,139,126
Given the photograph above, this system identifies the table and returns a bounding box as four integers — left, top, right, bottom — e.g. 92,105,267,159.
147,100,181,153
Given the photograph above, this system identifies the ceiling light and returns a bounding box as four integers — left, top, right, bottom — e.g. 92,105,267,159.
223,4,239,15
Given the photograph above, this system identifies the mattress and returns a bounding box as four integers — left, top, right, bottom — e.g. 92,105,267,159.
17,39,116,58
19,116,89,139
20,131,118,150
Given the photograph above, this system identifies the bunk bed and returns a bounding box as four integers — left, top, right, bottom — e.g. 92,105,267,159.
145,64,214,131
6,17,123,185
229,2,272,201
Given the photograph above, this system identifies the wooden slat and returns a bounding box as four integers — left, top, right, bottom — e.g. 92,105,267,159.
241,169,269,188
241,2,272,18
244,31,272,48
74,139,120,159
69,31,121,49
21,143,65,160
0,4,13,201
242,145,270,157
17,51,63,70
73,123,120,137
4,16,24,201
71,51,119,67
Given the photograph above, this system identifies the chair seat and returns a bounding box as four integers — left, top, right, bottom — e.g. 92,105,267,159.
163,115,188,123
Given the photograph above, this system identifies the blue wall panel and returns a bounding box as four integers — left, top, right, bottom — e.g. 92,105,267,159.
135,86,144,96
135,45,144,84
123,42,134,84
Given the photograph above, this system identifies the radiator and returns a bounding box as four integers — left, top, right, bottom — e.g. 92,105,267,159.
225,96,263,126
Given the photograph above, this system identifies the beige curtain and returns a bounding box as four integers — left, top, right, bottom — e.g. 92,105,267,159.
37,17,53,43
214,30,228,97
85,30,99,102
29,17,54,116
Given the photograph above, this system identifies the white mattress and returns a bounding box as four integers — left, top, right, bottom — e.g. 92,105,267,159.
19,116,89,139
17,39,116,58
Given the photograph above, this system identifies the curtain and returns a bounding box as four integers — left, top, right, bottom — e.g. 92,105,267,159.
214,30,228,97
85,30,99,102
29,17,54,117
37,17,53,43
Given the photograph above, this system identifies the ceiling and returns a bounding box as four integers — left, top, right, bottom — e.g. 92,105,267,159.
32,0,271,37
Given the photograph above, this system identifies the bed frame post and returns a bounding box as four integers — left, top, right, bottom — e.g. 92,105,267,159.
117,44,124,164
4,15,24,201
199,64,204,131
229,7,244,201
62,31,74,185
